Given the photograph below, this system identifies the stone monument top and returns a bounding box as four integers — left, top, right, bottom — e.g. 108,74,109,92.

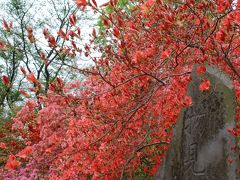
155,66,238,180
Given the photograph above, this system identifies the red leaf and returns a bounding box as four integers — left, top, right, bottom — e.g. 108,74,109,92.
43,28,49,39
19,89,30,97
75,0,87,7
103,18,111,28
100,2,109,7
48,36,56,47
68,30,78,38
20,66,27,75
92,0,97,7
117,17,124,28
113,27,120,38
27,33,36,43
2,75,10,86
69,14,77,26
227,128,237,136
5,155,20,170
49,83,56,92
3,18,11,32
77,27,81,36
58,29,67,39
71,41,77,49
57,77,64,87
199,79,211,92
39,51,46,60
0,142,6,149
196,66,206,75
0,40,6,49
29,87,38,93
182,96,192,107
27,26,33,34
216,30,226,41
110,0,114,7
160,49,171,59
26,73,38,84
17,146,32,159
92,28,97,38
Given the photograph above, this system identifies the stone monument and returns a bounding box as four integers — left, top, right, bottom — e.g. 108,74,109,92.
155,66,239,180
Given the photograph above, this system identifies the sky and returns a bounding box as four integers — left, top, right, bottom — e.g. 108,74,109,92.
0,0,111,80
97,0,109,5
0,0,110,61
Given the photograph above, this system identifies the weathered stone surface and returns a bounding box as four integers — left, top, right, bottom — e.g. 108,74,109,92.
155,66,238,180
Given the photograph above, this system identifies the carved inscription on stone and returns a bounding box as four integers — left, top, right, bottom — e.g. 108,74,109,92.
181,91,227,180
155,66,238,180
183,114,206,177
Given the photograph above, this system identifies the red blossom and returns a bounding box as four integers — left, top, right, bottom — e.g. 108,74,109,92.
100,2,109,7
102,17,111,28
199,79,211,92
58,29,67,39
0,142,7,149
49,83,57,92
5,155,20,170
20,66,27,75
160,49,171,59
75,0,87,7
69,14,77,26
182,96,192,107
48,36,56,47
2,75,10,86
92,28,97,38
17,146,32,159
77,27,81,36
3,18,11,32
2,0,240,179
27,26,33,34
19,89,30,97
91,0,97,7
67,30,78,38
43,28,49,39
216,30,226,42
113,27,120,38
26,73,38,84
56,77,64,87
227,128,237,136
196,66,206,75
0,40,6,49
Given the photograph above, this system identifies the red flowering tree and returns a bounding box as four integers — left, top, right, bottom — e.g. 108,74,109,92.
1,0,240,179
0,0,92,169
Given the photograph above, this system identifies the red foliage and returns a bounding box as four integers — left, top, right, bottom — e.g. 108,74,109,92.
196,66,206,75
26,73,38,84
182,96,192,107
5,155,20,170
43,28,49,39
2,75,10,86
75,0,87,8
0,40,6,49
17,146,32,159
0,142,7,149
199,79,211,92
69,14,77,26
2,18,12,32
1,0,240,179
48,36,56,47
20,66,27,75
